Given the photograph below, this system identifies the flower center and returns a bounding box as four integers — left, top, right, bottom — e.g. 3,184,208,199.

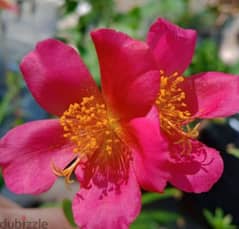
60,96,121,156
52,96,130,186
155,71,199,156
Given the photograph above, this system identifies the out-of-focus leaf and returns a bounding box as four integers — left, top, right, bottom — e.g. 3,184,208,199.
186,39,229,76
131,210,180,229
227,144,239,159
212,118,227,125
0,171,4,189
143,0,186,22
62,199,77,227
0,72,21,124
142,188,182,205
204,208,237,229
63,0,78,14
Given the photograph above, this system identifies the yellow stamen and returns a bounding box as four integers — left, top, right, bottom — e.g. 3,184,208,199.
156,72,200,156
52,96,128,184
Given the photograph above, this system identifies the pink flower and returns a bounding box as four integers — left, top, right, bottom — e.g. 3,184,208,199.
0,0,17,11
0,30,163,228
142,18,239,193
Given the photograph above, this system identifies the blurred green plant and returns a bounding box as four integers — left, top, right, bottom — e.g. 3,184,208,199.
0,171,4,189
204,208,237,229
142,187,182,205
186,39,229,76
62,198,77,227
131,188,182,229
226,144,239,159
131,210,180,229
0,72,21,124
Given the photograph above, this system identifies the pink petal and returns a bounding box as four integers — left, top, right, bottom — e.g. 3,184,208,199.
20,39,100,116
0,120,74,194
91,29,160,120
183,72,239,118
129,107,169,192
0,0,17,11
169,141,224,193
147,18,197,75
73,166,141,229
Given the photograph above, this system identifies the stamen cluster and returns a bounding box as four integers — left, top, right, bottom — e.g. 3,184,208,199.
54,96,129,185
156,71,199,156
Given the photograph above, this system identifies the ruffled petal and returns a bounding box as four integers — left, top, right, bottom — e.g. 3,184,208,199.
0,120,74,194
73,166,141,229
147,18,197,75
182,72,239,118
91,29,160,120
168,141,224,193
20,39,100,116
129,107,169,192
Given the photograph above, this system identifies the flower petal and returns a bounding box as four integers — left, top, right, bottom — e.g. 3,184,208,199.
147,18,197,75
0,120,74,194
129,107,169,192
91,29,160,120
168,141,224,193
20,39,100,116
0,0,17,11
182,72,239,118
73,166,141,229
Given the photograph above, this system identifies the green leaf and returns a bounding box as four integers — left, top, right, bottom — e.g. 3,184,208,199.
0,171,4,189
62,199,77,227
142,188,182,205
131,210,180,229
0,72,21,124
227,144,239,159
203,208,237,229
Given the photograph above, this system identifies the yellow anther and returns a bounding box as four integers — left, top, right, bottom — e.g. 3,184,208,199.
58,95,125,184
105,130,111,135
156,71,199,156
106,145,112,155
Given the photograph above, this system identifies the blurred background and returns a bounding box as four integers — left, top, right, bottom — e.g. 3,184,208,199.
1,0,239,228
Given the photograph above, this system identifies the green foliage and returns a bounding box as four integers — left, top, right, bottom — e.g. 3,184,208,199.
62,199,77,227
186,39,229,76
143,0,186,22
0,72,21,124
227,144,239,159
131,210,180,229
142,188,182,205
63,0,78,14
204,208,237,229
0,172,4,189
131,189,182,228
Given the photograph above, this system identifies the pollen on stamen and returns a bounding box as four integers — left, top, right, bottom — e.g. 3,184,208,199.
54,95,129,185
156,71,200,157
